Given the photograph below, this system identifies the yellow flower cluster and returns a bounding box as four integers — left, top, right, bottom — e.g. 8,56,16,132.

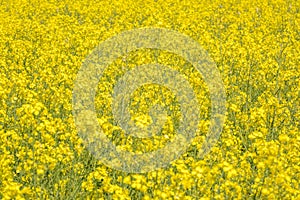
1,0,299,199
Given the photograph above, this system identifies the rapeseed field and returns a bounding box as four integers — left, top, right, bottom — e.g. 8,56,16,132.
0,0,299,199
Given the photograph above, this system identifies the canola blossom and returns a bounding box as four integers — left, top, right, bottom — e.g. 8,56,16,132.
73,27,226,173
0,0,299,199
